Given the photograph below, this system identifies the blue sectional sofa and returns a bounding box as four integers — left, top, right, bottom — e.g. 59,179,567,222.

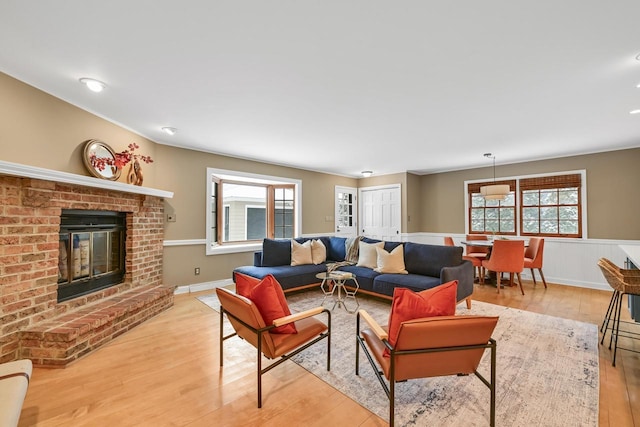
232,236,475,307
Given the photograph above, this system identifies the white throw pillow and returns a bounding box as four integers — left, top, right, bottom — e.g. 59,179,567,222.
374,245,408,274
311,239,327,265
291,240,313,266
356,241,384,269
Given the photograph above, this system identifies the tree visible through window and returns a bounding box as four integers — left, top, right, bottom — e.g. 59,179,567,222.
465,172,583,238
468,180,517,235
520,174,581,237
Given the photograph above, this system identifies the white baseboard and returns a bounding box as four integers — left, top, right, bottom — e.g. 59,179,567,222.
174,278,234,295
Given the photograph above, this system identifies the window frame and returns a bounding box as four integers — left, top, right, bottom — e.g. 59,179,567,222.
206,168,302,255
464,170,587,239
467,179,517,236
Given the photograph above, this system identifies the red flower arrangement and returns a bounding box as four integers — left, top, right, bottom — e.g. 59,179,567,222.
90,143,154,171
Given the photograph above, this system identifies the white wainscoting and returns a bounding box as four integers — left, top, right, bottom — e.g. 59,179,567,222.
404,233,640,291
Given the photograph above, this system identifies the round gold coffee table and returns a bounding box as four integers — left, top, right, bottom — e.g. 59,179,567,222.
316,271,359,313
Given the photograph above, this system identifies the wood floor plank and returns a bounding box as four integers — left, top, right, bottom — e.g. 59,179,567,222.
19,280,640,426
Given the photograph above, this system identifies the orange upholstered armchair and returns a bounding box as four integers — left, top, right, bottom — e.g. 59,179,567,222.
523,237,547,288
482,239,525,295
216,287,331,407
356,310,499,426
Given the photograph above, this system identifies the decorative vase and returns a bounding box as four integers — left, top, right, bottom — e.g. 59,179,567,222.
127,160,144,186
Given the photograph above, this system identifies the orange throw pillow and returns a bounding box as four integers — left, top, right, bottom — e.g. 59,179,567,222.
385,280,458,355
248,274,297,334
234,272,261,297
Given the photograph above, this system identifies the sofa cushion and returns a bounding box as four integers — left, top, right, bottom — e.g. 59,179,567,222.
385,280,458,354
291,239,313,266
234,264,328,291
357,241,384,269
403,242,463,277
336,265,380,292
248,274,297,334
374,245,408,274
262,239,292,266
327,237,347,261
362,237,382,244
372,273,442,296
383,241,403,252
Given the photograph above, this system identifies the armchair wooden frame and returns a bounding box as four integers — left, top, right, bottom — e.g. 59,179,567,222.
218,288,331,408
355,310,498,426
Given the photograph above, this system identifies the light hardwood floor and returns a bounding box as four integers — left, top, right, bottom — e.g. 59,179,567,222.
18,280,640,426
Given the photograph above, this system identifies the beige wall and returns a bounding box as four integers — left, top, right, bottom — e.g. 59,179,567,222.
3,71,640,288
0,73,157,185
0,72,358,286
154,144,357,285
419,149,640,240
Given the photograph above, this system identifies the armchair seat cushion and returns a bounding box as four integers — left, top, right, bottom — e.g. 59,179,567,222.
270,317,328,357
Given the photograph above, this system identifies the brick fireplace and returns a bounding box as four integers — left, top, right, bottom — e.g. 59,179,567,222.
0,167,175,367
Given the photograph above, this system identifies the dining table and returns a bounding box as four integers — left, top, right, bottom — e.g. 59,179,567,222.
460,238,528,286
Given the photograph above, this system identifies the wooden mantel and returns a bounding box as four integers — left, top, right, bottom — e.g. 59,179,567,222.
0,159,174,199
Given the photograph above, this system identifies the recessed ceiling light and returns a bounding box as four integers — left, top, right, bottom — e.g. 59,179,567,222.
161,127,177,135
79,78,106,93
361,170,373,178
630,109,640,114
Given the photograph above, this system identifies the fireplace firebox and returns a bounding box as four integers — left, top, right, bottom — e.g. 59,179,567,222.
57,210,126,302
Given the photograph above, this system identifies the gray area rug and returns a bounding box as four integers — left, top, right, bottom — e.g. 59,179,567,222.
198,289,599,427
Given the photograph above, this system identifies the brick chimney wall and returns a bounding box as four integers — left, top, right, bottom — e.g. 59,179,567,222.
0,175,171,364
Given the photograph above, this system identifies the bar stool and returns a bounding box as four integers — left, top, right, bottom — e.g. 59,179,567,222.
597,258,640,366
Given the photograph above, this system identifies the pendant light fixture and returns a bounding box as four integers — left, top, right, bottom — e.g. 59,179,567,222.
480,153,510,200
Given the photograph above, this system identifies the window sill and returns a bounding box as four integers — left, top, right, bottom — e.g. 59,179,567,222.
206,242,262,256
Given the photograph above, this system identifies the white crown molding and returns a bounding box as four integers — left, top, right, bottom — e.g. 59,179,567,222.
0,159,173,199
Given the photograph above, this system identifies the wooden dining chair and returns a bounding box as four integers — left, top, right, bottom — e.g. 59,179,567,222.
482,239,525,295
443,236,455,246
465,235,489,282
524,237,547,288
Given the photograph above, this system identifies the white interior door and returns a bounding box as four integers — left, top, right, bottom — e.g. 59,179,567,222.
359,184,401,241
335,186,357,237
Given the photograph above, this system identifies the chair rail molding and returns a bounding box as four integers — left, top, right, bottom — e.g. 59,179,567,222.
407,232,640,291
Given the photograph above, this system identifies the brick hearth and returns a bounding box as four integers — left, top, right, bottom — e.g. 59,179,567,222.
0,175,174,367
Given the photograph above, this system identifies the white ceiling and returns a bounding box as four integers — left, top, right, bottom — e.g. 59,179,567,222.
1,1,640,178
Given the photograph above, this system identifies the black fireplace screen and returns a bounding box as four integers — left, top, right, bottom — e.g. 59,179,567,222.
58,210,126,302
